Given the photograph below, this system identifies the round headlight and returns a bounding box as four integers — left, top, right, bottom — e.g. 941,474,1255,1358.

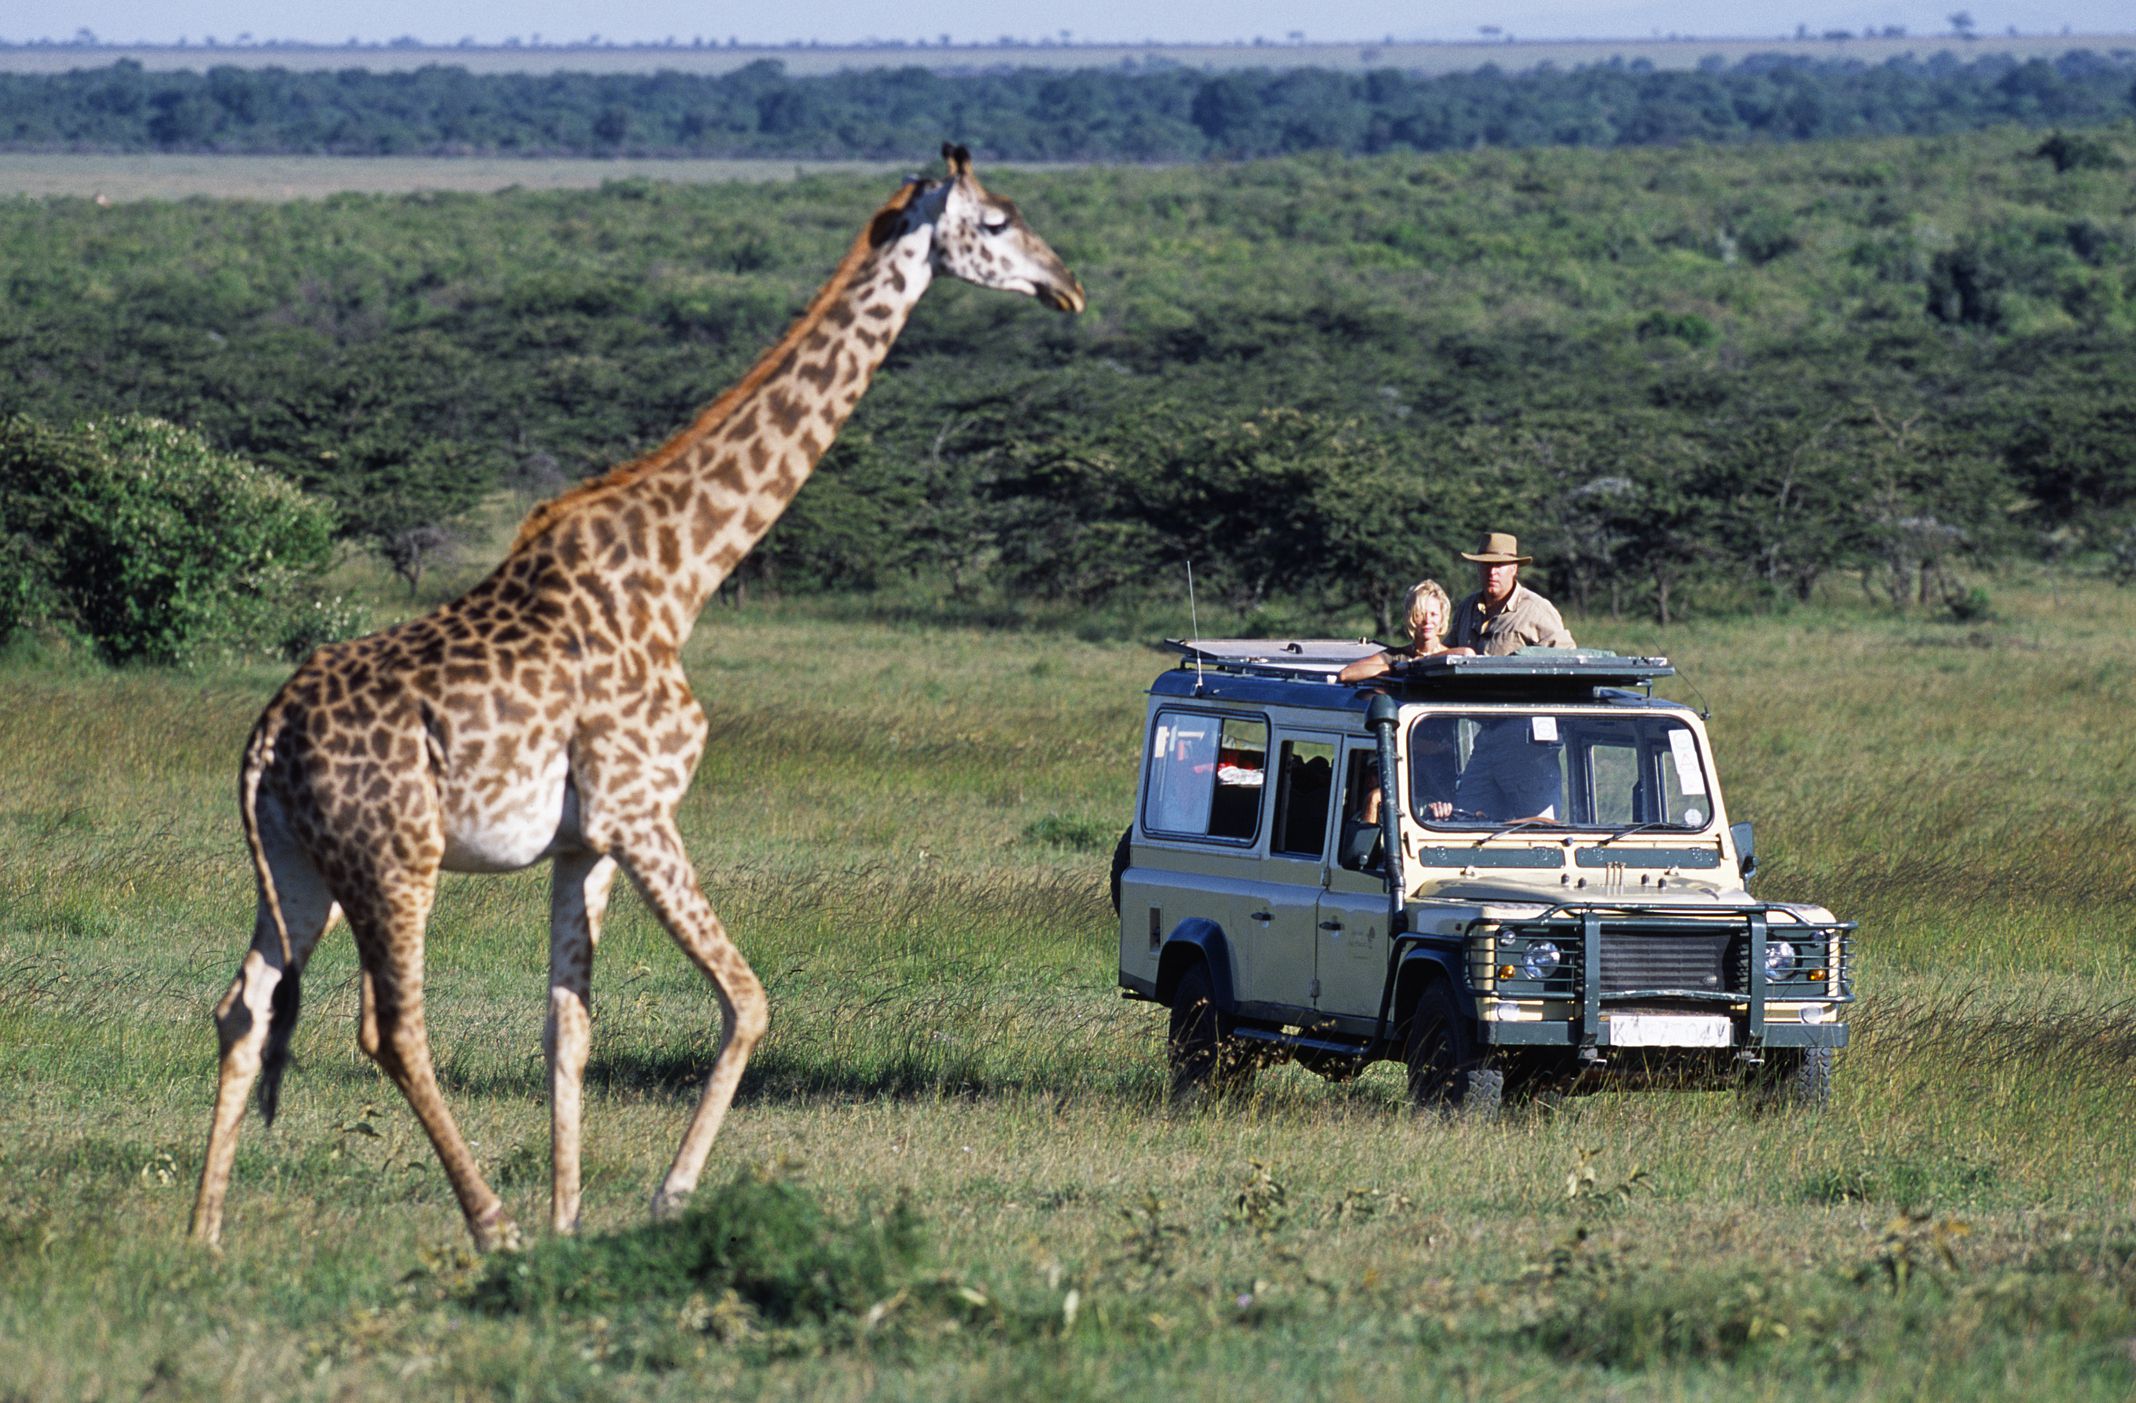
1762,939,1798,979
1520,940,1563,981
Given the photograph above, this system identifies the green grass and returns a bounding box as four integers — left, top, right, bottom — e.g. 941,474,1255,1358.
3,575,2135,1399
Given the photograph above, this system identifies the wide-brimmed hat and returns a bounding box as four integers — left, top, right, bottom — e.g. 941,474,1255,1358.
1460,531,1532,565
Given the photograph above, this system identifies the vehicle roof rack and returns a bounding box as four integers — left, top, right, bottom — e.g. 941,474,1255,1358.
1164,639,1675,694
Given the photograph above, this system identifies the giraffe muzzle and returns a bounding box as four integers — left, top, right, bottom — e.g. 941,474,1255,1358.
1038,276,1087,314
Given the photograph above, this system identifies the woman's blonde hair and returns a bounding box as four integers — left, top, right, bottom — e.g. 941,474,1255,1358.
1403,579,1453,646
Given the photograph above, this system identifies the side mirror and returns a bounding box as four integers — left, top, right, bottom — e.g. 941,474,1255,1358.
1730,820,1758,884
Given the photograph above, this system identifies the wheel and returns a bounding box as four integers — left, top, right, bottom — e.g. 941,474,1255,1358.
1403,982,1503,1119
1167,964,1253,1107
1742,1046,1832,1111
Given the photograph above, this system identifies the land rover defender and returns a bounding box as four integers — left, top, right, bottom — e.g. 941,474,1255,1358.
1114,642,1853,1112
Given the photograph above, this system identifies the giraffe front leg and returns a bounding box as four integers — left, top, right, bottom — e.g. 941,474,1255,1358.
610,818,767,1221
545,850,616,1235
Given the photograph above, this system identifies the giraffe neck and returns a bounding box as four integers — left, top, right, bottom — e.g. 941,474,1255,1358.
660,234,933,621
511,196,936,643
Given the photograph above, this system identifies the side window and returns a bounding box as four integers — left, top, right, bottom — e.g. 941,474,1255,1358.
1144,711,1268,842
1336,747,1385,872
1271,739,1336,858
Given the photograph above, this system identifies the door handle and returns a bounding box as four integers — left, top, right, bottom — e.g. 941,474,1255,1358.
1249,910,1273,923
1319,920,1344,931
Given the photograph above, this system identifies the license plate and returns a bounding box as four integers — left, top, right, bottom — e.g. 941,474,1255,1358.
1609,1013,1733,1047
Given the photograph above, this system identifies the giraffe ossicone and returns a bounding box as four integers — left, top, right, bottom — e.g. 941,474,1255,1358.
189,145,1083,1251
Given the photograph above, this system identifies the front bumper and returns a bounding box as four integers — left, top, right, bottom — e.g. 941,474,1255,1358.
1469,903,1855,1052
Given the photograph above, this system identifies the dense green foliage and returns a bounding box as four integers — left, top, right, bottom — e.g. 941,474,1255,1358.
0,51,2132,160
0,413,335,662
1,127,2133,628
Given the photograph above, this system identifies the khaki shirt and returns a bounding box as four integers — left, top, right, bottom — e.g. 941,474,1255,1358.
1449,582,1575,655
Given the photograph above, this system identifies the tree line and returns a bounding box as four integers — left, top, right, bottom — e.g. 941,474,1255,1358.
1,128,2133,660
0,50,2132,160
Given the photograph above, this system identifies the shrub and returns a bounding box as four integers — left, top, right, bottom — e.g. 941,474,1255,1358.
0,414,336,663
465,1169,922,1325
1021,814,1117,852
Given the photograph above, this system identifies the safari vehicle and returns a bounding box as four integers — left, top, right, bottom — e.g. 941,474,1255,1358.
1113,642,1853,1113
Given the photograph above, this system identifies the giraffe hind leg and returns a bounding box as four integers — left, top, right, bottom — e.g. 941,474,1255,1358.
190,838,338,1248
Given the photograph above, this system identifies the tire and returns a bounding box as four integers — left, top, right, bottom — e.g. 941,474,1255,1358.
1403,982,1503,1119
1743,1046,1833,1111
1167,964,1252,1107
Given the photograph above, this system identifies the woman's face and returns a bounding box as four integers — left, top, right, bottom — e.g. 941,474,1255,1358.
1413,597,1444,642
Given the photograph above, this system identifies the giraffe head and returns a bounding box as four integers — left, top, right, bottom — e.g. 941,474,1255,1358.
897,143,1085,313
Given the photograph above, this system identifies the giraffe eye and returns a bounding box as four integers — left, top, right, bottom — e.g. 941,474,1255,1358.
982,214,1011,234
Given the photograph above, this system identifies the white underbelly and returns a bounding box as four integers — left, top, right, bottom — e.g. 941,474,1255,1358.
439,766,585,873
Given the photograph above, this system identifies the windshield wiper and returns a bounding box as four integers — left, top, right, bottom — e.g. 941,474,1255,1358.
1584,820,1679,852
1471,816,1564,847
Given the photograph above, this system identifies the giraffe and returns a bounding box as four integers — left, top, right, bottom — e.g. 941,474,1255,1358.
188,145,1084,1251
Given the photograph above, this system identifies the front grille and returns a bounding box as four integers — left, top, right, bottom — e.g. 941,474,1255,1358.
1598,930,1730,993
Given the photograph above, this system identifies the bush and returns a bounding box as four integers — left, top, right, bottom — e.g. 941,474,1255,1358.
0,414,336,663
465,1169,922,1325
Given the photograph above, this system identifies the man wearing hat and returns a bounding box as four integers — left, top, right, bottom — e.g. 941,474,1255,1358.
1448,531,1576,656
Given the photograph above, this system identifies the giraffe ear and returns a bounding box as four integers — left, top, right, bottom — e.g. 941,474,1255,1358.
942,142,972,177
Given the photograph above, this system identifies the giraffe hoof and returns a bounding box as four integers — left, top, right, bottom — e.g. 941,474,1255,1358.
650,1187,693,1223
470,1206,523,1253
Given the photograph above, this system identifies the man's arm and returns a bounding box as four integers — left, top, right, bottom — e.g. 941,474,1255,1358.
1526,596,1575,648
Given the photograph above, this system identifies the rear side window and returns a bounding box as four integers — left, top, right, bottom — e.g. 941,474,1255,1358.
1144,711,1268,842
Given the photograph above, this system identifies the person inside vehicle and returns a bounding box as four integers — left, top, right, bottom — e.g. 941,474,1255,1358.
1338,579,1475,684
1410,717,1459,821
1452,715,1564,824
1338,758,1386,870
1448,531,1575,656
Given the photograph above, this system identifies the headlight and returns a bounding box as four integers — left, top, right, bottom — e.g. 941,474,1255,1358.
1762,939,1798,979
1520,940,1563,981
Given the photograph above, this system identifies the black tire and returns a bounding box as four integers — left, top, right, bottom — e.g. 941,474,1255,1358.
1403,982,1503,1119
1743,1046,1833,1111
1167,964,1252,1107
1109,827,1131,916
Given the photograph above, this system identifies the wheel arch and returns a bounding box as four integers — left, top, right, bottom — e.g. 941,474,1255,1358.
1390,945,1467,1034
1156,919,1236,1010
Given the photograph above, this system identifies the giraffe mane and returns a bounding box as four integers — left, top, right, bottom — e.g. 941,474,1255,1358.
507,179,927,555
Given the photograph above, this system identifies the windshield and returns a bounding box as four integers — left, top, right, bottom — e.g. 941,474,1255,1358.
1408,711,1713,830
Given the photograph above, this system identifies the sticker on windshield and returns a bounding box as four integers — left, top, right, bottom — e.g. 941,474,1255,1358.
1668,729,1708,796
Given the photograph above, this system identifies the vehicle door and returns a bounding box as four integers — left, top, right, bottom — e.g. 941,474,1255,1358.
1250,731,1339,1019
1316,740,1396,1021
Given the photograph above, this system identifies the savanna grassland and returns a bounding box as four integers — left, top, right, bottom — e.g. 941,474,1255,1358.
4,568,2135,1400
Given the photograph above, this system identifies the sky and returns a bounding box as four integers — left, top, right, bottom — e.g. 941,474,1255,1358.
6,2,2132,47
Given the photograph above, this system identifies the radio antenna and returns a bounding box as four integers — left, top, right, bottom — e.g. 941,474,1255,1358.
1186,561,1204,689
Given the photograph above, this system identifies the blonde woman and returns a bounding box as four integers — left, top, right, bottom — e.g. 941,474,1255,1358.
1337,579,1475,684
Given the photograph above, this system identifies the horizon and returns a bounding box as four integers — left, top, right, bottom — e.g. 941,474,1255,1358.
6,3,2135,49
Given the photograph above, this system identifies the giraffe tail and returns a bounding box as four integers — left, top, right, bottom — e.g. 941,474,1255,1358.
240,715,301,1127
